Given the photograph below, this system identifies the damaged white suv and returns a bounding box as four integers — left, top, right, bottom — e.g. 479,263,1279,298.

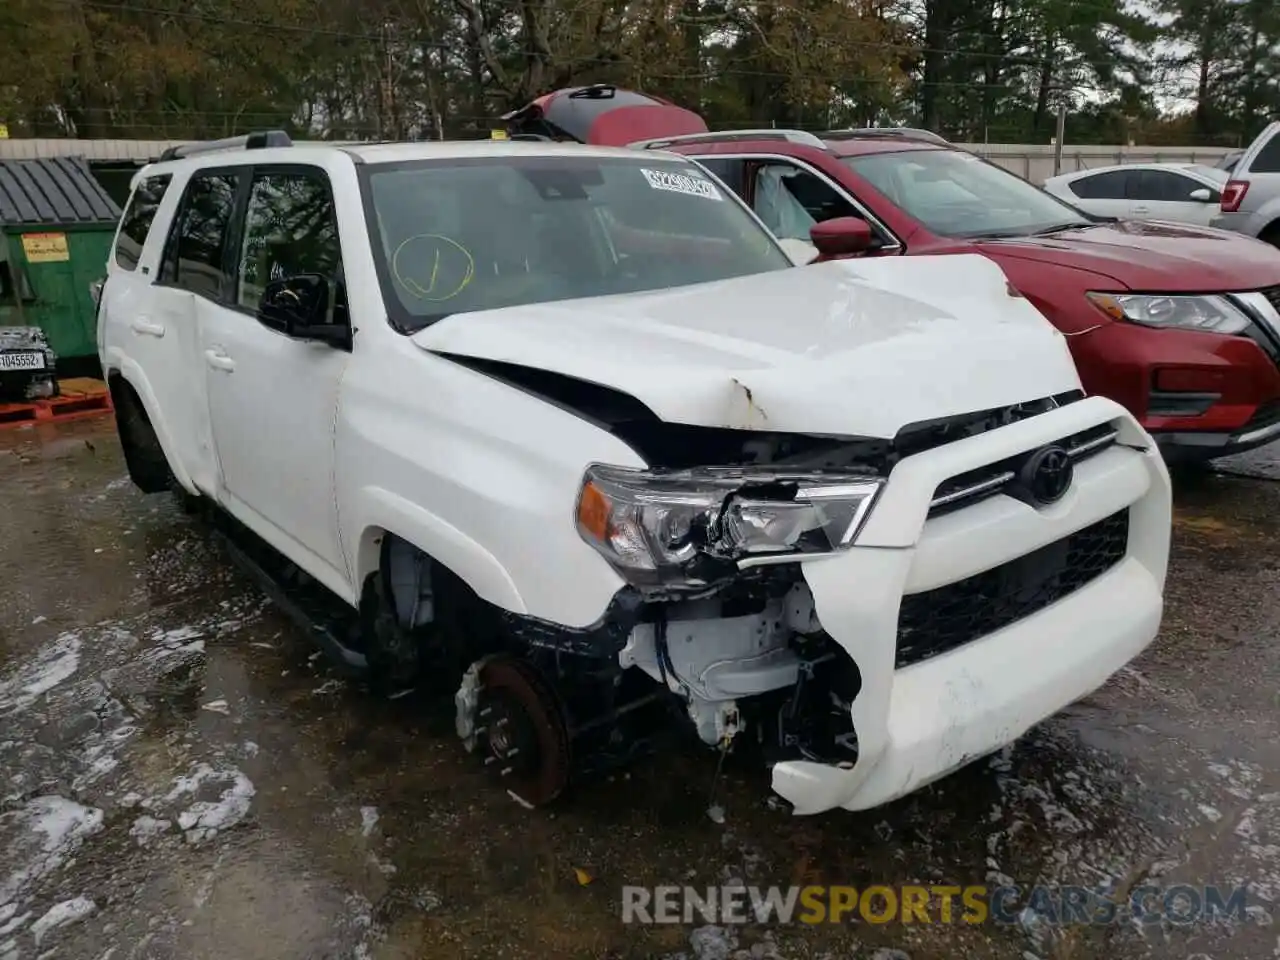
99,132,1171,815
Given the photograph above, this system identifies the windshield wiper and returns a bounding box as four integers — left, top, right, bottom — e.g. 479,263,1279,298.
962,228,1026,239
1030,222,1095,236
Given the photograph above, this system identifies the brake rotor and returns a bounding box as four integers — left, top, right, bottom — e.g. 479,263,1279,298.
475,657,571,807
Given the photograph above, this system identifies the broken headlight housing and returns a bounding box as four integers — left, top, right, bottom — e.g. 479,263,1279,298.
575,464,883,590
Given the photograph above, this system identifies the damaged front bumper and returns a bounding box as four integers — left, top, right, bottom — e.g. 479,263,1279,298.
605,395,1170,815
778,395,1170,814
787,541,1162,813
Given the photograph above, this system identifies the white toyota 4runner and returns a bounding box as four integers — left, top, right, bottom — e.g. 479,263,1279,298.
98,132,1171,815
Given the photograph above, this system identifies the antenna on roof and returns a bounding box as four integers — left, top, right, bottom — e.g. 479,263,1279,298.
158,130,293,162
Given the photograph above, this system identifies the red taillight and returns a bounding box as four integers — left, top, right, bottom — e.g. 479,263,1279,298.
1221,179,1249,213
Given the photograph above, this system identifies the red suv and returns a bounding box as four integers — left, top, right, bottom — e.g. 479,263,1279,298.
506,87,1280,463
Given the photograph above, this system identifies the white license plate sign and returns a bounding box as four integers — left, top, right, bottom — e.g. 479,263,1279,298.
0,352,45,371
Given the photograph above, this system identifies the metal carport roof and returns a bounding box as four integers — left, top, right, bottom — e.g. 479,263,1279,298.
0,156,122,227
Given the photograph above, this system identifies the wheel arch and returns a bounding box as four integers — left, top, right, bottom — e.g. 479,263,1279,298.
104,360,195,492
352,488,527,616
1259,216,1280,246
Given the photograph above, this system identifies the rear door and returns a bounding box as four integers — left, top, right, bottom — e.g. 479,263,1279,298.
100,169,219,495
148,169,238,497
1059,169,1133,219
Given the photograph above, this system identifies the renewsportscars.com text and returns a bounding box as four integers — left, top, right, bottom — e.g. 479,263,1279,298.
621,884,1249,926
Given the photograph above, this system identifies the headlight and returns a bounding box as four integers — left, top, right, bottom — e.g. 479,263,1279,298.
575,464,883,590
1087,292,1250,334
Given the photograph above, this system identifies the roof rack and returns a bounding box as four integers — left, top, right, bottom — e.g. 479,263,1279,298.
158,130,294,162
629,129,827,150
818,127,949,145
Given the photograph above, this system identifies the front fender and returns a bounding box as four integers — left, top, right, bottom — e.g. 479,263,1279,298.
352,487,527,614
104,348,196,494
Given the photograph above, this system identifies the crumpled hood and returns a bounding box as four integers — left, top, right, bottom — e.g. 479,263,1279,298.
976,220,1280,291
411,254,1082,439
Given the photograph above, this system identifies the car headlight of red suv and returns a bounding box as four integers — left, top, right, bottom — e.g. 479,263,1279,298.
1087,292,1251,335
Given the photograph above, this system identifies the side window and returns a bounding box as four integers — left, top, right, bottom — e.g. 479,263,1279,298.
1250,132,1280,174
751,162,861,241
160,172,239,300
1068,170,1130,200
1134,170,1202,202
692,158,746,198
235,170,345,328
114,174,172,271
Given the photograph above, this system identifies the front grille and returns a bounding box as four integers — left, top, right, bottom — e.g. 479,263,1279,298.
895,508,1130,669
893,391,1084,463
927,421,1119,518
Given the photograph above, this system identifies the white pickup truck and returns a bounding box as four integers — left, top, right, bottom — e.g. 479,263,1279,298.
98,132,1171,815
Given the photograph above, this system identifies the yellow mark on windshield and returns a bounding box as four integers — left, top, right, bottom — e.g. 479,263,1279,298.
392,233,475,302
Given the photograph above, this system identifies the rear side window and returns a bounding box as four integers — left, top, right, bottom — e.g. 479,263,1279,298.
1251,133,1280,174
1068,170,1131,200
114,174,171,270
694,158,746,197
160,172,240,300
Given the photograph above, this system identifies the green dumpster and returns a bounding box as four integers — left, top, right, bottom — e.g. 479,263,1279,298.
0,157,122,361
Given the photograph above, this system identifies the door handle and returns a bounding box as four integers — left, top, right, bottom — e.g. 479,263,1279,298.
130,317,165,337
1132,205,1150,213
204,348,236,372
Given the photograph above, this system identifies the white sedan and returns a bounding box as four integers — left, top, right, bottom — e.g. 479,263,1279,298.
1042,162,1229,226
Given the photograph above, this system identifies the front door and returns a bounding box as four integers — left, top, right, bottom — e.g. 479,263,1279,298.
201,165,352,597
692,155,899,257
1127,169,1220,226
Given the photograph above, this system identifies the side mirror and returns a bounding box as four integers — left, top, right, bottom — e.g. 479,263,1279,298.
810,217,875,258
258,274,349,348
1189,187,1213,202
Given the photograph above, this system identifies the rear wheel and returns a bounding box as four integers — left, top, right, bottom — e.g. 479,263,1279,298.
1259,222,1280,249
111,379,175,495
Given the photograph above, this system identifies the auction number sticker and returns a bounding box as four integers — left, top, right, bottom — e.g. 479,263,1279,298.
641,168,723,201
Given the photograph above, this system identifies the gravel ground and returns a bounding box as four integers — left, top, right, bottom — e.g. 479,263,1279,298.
0,417,1277,960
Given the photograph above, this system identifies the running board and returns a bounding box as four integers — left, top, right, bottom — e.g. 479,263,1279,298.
211,526,369,675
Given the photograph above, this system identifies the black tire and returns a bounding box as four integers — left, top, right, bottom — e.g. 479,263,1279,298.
112,381,175,494
1260,224,1280,249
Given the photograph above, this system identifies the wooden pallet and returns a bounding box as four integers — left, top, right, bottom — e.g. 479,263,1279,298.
0,377,113,429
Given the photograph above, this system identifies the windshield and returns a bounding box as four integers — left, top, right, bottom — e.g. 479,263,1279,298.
844,149,1092,238
362,155,791,331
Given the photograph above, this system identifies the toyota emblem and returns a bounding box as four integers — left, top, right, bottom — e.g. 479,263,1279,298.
1020,445,1074,505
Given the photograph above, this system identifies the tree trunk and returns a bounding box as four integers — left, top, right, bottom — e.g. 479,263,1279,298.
921,0,947,131
1032,38,1055,138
